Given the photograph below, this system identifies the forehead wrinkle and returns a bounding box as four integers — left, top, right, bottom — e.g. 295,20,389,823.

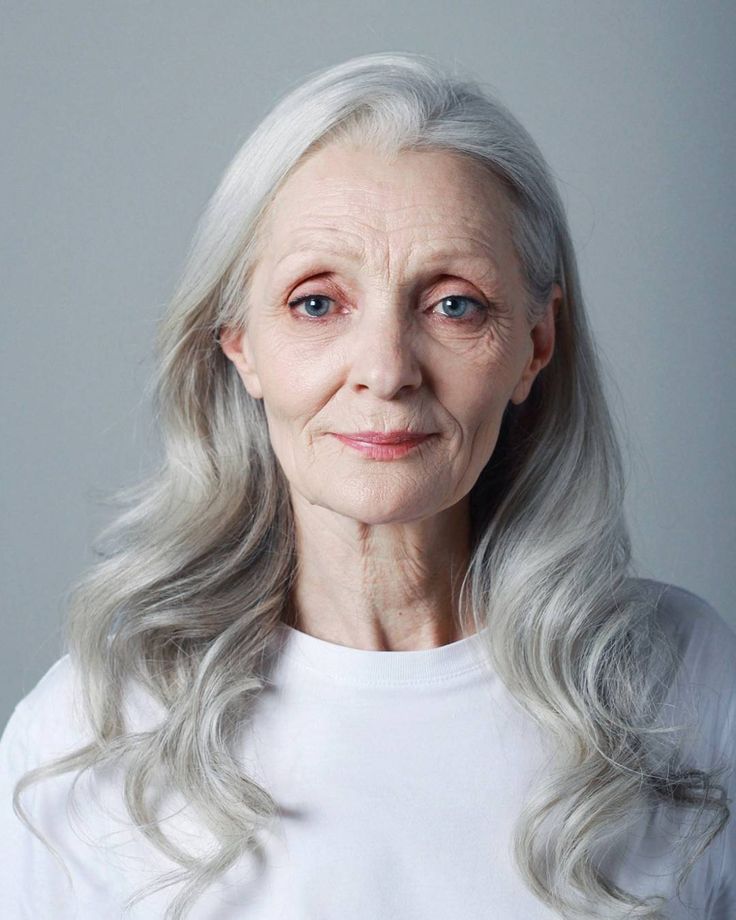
273,206,506,259
274,229,505,286
273,226,367,267
267,168,510,236
266,182,513,288
271,174,508,231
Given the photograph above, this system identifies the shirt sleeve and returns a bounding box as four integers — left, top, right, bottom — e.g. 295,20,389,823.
670,592,736,920
644,581,736,919
0,701,80,920
705,619,736,920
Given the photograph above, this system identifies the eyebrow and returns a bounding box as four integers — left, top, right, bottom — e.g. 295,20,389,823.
272,238,502,277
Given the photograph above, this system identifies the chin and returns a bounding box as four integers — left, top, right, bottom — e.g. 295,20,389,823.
324,492,441,526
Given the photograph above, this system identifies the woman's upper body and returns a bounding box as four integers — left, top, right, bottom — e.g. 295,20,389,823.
1,577,734,920
5,51,732,920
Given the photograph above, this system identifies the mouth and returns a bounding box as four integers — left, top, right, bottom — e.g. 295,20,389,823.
331,432,434,460
332,430,433,445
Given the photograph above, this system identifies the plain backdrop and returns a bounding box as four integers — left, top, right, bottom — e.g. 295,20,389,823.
2,1,734,727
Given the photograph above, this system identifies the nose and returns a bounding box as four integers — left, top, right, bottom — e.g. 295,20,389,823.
345,301,423,399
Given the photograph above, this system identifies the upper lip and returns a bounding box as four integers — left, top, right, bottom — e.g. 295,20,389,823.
333,430,432,444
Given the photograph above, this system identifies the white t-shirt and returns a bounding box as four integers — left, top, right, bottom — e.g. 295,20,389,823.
1,578,734,919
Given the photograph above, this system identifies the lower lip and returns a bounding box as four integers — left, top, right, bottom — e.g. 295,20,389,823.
332,434,432,460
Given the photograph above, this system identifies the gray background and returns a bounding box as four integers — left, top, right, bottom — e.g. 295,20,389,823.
2,1,734,728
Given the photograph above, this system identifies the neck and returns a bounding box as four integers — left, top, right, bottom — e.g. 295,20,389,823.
285,492,472,651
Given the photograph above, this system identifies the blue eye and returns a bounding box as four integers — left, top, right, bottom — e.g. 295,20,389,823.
288,294,334,317
433,295,486,319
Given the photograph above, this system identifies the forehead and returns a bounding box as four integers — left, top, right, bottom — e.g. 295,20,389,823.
257,143,516,256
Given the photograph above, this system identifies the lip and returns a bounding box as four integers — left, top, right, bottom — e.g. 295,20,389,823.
331,431,434,461
333,430,432,444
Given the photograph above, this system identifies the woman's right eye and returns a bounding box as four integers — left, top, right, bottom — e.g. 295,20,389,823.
287,294,335,318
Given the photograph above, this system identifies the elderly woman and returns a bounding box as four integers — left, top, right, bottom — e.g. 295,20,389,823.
1,52,733,920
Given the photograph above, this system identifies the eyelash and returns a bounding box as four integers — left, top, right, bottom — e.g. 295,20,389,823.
286,293,489,322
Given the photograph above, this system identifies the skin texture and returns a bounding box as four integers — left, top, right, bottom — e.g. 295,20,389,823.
220,143,560,651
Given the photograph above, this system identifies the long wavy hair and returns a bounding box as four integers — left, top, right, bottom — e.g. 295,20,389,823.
13,51,729,920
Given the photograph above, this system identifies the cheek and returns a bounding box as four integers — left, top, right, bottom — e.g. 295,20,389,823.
261,331,344,411
459,394,508,459
441,346,517,421
258,356,323,432
439,357,515,473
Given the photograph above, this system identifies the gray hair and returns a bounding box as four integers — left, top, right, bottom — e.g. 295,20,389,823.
14,51,728,920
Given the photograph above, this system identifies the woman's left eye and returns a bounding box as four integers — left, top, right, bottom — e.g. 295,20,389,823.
431,295,487,320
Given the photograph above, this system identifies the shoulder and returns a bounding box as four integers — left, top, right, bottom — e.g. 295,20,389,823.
604,581,736,911
631,578,735,774
1,654,166,766
0,654,119,788
16,653,82,714
0,656,90,812
1,655,89,757
633,577,736,690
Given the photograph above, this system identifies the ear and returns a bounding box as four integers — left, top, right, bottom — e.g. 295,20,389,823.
218,324,264,399
509,283,562,406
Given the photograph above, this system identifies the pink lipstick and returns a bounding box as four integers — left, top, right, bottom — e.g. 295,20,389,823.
332,431,433,460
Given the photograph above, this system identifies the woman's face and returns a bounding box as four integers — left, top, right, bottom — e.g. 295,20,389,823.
220,143,557,525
